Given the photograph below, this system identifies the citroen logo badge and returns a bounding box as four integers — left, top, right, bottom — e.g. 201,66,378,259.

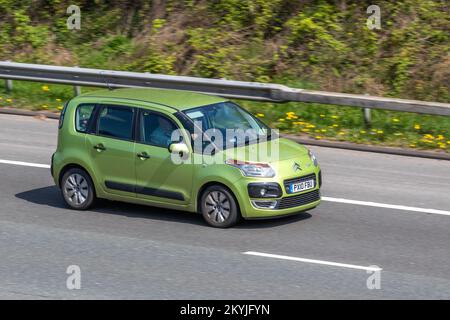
293,162,301,171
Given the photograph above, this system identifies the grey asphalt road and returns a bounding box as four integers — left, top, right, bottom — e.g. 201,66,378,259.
0,113,450,299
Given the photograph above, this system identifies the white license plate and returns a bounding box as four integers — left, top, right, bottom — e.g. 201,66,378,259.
289,179,315,193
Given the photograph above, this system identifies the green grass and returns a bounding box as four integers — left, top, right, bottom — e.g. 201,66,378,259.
0,80,448,152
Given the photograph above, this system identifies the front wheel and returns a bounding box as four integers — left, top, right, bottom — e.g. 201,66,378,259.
61,168,96,210
200,185,240,228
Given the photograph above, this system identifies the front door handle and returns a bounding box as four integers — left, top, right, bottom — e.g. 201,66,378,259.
93,143,106,151
137,152,150,160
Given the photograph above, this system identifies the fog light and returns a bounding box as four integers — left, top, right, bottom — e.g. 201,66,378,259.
248,183,282,198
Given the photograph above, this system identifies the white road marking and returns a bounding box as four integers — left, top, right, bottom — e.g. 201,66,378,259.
0,158,449,217
0,159,50,169
322,196,450,216
243,251,382,272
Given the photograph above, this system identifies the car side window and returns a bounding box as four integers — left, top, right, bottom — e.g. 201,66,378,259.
97,105,134,140
139,111,178,148
75,104,95,133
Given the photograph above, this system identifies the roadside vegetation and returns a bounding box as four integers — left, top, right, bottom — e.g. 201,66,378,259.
0,0,448,151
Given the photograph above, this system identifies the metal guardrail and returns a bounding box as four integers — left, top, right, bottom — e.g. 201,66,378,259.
0,61,449,116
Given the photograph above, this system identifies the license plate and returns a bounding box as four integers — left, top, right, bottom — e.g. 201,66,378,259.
289,179,315,193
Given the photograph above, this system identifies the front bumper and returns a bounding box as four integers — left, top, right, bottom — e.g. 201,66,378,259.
233,168,322,219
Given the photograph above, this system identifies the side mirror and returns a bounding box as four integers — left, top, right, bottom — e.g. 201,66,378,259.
168,142,190,160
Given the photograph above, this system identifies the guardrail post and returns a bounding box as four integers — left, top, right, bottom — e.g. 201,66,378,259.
363,93,371,126
73,66,81,96
363,108,371,127
73,85,81,96
5,79,13,93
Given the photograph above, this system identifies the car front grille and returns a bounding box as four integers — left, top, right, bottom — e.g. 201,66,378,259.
276,189,320,210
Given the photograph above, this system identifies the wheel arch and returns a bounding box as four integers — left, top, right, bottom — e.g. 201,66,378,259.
196,181,242,216
58,163,97,197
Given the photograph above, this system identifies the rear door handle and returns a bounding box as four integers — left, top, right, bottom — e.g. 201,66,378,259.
137,152,150,159
93,143,106,151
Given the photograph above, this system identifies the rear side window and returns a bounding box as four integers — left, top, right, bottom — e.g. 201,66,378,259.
75,104,95,133
97,105,134,140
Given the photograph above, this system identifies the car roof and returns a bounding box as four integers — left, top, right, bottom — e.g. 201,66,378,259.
79,88,228,111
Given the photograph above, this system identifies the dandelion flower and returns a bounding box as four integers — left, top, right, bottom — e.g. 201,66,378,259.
414,124,421,130
6,98,12,103
392,118,400,122
256,113,264,117
41,85,50,91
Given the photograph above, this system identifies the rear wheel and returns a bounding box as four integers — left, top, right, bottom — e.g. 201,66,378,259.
61,168,95,210
200,185,240,228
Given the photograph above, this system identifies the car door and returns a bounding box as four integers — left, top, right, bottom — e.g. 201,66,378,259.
134,109,193,204
85,104,136,197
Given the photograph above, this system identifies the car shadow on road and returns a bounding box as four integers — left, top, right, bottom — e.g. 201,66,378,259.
15,186,312,229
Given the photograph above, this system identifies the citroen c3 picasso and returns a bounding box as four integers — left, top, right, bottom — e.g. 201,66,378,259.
51,88,322,228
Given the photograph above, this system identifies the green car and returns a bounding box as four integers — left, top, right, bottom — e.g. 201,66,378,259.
51,88,321,227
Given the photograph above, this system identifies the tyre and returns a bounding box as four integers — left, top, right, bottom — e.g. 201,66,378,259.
200,185,240,228
61,168,96,210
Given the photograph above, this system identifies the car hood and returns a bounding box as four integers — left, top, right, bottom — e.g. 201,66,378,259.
221,137,309,163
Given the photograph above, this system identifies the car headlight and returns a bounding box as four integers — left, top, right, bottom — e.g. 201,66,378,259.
308,150,319,167
226,159,275,178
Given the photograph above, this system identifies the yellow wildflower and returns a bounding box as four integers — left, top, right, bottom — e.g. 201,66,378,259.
414,124,421,130
41,85,50,91
6,98,12,103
